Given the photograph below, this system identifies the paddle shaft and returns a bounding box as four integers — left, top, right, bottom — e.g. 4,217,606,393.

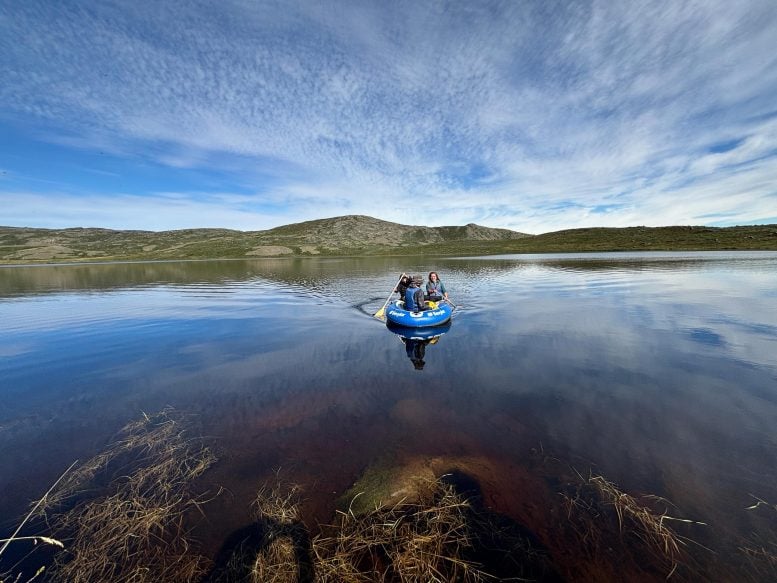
374,272,407,318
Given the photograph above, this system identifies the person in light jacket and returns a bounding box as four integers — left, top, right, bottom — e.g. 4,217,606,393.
425,271,448,302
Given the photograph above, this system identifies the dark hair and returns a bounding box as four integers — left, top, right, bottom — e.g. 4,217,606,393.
428,271,440,281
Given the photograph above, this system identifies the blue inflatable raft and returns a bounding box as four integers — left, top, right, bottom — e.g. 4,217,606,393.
385,299,453,328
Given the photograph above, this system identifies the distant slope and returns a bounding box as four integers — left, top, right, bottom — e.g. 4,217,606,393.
1,218,775,264
262,215,528,250
415,224,777,256
500,225,777,253
0,215,530,263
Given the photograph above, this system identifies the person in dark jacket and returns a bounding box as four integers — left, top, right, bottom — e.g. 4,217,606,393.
404,274,426,312
395,273,410,302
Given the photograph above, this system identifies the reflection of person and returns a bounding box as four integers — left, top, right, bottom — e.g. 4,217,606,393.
425,271,448,302
403,337,429,370
404,275,426,312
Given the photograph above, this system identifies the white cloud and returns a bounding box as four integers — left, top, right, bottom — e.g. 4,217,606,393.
1,0,776,231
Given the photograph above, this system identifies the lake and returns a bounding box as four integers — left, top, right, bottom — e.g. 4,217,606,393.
2,252,777,581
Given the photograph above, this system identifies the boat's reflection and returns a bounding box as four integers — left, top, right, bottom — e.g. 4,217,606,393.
386,321,452,370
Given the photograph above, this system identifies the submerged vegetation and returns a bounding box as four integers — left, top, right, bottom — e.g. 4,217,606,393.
1,410,216,583
1,216,776,264
2,410,777,581
559,472,703,579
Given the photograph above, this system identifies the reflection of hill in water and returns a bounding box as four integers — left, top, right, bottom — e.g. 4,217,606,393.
450,251,777,272
3,252,774,299
0,258,395,298
1,256,483,298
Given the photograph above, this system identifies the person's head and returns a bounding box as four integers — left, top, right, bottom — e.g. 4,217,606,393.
412,274,423,287
428,271,439,282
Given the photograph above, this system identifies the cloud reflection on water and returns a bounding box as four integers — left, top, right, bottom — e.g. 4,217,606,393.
1,252,776,570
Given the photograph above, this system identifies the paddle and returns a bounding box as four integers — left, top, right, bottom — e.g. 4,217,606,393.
374,273,406,319
444,297,458,309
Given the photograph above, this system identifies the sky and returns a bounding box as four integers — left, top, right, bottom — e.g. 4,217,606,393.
1,0,776,234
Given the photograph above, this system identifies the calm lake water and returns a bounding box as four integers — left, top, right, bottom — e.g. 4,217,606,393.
2,252,777,579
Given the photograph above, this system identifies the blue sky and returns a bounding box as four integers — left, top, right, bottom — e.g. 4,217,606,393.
2,0,776,233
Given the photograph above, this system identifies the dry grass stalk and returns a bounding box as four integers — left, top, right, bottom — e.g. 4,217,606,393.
253,481,303,526
587,474,691,577
37,410,212,515
205,476,312,583
42,410,216,583
0,461,74,557
0,462,76,583
745,495,777,513
739,542,777,579
249,479,306,583
250,537,299,583
310,477,493,583
741,496,777,578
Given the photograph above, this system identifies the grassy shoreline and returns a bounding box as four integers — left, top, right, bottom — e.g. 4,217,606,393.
1,220,776,265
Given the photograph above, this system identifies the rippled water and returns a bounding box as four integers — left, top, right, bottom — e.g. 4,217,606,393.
2,252,776,579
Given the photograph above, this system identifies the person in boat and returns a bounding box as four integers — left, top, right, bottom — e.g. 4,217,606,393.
425,271,448,302
404,274,426,312
395,273,410,301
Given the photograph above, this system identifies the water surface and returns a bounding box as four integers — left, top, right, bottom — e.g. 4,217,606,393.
2,252,776,578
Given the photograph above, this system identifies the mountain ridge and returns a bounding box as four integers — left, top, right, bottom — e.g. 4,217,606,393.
0,215,529,262
1,215,775,263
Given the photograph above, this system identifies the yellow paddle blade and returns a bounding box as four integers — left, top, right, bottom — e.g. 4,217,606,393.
374,306,386,319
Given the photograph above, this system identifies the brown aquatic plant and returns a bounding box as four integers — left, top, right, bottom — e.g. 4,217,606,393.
556,466,712,580
253,479,304,526
40,409,217,583
207,476,310,583
566,472,706,579
234,474,532,582
739,543,777,579
740,495,777,579
250,479,307,583
311,477,496,583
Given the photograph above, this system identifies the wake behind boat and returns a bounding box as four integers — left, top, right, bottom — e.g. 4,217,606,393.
385,299,453,328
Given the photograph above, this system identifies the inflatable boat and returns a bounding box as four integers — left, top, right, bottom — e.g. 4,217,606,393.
385,299,453,328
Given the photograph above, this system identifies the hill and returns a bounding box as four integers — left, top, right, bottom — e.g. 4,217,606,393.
0,215,529,263
407,224,777,256
0,217,775,264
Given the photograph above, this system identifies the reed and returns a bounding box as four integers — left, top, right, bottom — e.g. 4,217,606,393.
740,543,777,579
588,475,683,561
561,471,706,579
240,475,501,582
41,409,217,583
740,495,777,579
0,462,73,583
314,478,490,582
208,475,488,582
